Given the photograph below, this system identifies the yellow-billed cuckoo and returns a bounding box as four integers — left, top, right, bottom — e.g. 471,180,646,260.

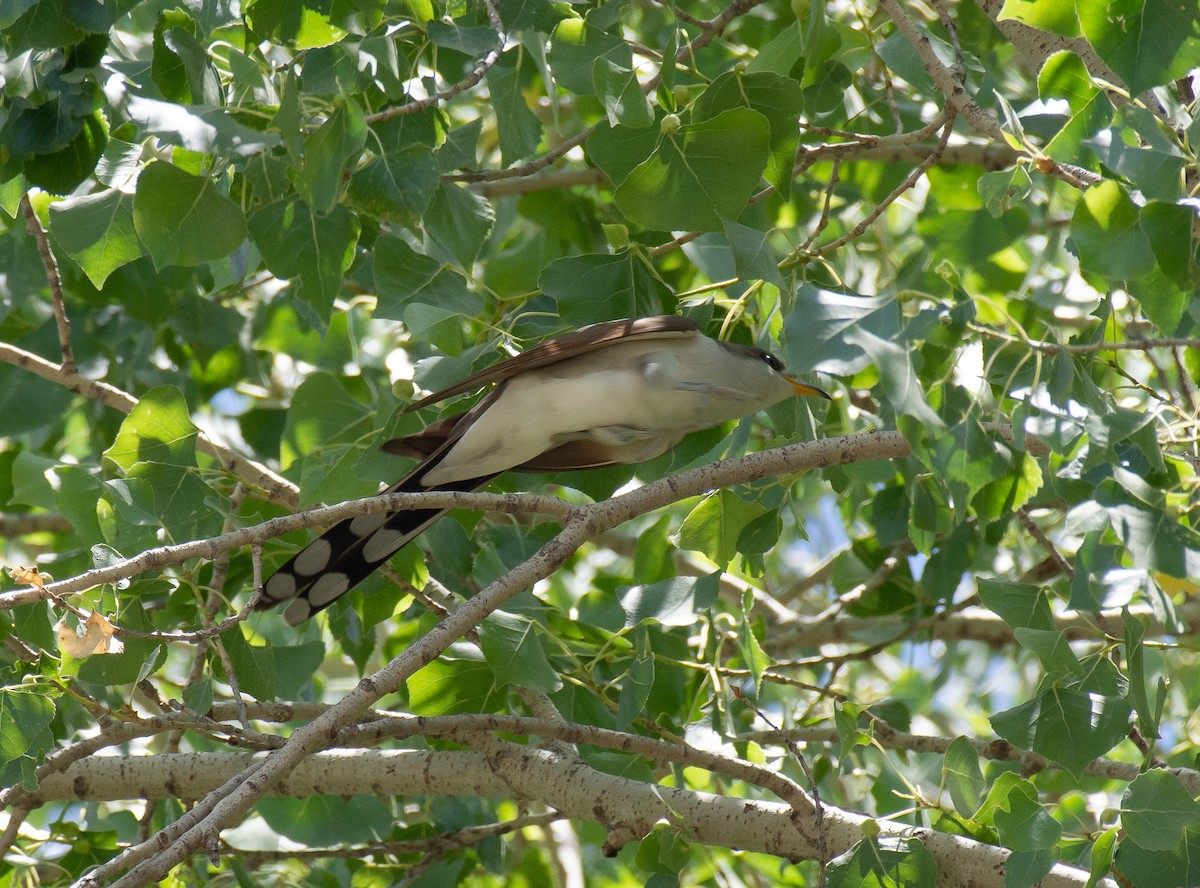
259,316,830,625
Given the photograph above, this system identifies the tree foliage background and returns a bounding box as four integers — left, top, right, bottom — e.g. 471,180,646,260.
1,0,1199,885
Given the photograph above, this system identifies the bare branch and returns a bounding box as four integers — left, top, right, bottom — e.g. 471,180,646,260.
877,0,1008,144
20,193,75,374
972,324,1200,354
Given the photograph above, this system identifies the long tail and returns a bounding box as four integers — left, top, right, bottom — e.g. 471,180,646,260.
258,471,493,625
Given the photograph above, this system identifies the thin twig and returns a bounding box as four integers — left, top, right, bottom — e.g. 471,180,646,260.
20,193,75,374
367,0,504,123
970,324,1200,354
796,108,957,262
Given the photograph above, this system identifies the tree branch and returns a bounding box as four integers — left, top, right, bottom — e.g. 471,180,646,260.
0,341,298,509
20,194,75,374
877,0,1007,144
55,748,1113,888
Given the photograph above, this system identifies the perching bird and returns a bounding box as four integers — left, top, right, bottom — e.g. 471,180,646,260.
258,316,830,625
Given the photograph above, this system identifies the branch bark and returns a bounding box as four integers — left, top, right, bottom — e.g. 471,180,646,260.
47,749,1114,888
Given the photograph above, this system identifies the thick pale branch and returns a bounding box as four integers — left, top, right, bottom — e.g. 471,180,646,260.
52,748,1112,888
877,0,1007,143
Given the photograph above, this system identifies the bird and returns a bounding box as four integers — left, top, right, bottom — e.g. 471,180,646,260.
258,315,831,625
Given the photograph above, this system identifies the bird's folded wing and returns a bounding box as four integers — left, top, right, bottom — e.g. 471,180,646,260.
383,421,679,473
399,315,701,415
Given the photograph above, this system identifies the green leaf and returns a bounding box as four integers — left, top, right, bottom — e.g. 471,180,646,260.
1086,826,1119,888
347,144,440,222
407,652,507,715
693,70,805,148
593,57,654,128
1012,627,1084,677
1121,771,1200,851
1078,0,1200,94
549,18,628,95
485,60,542,165
246,196,359,328
373,234,481,322
1094,477,1200,579
220,628,325,701
734,615,771,691
182,676,213,714
23,111,107,195
1122,611,1159,739
692,70,804,192
152,9,218,105
677,490,766,566
0,689,55,769
1114,826,1200,886
1139,200,1197,292
745,23,804,75
125,96,281,157
296,101,366,213
258,794,393,846
826,836,938,887
538,250,673,326
636,822,692,874
942,736,985,818
990,687,1131,777
245,0,347,49
133,162,247,268
736,509,783,555
479,611,563,694
998,0,1079,37
424,183,495,267
1084,111,1185,203
619,577,700,629
722,218,785,289
616,651,654,729
785,286,942,427
1069,180,1156,281
908,475,953,554
426,18,500,54
104,385,197,473
498,0,571,32
587,118,660,185
49,188,146,287
1037,50,1099,110
0,0,38,30
438,118,482,172
978,166,1032,218
615,108,770,232
1041,87,1114,170
1004,849,1057,888
280,372,374,468
989,775,1062,851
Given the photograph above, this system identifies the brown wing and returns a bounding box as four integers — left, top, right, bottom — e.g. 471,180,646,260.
398,315,701,416
382,418,686,473
380,415,466,459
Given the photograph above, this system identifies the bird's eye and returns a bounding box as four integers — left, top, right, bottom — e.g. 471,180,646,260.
761,351,785,372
